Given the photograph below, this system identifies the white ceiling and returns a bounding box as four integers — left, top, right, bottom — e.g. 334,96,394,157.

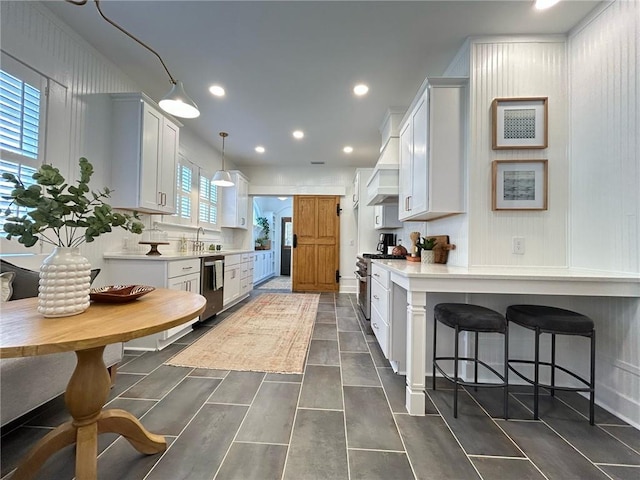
44,0,601,169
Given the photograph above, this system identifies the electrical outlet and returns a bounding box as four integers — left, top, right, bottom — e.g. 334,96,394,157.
512,237,525,255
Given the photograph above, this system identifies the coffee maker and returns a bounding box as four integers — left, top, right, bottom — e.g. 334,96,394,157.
376,233,396,254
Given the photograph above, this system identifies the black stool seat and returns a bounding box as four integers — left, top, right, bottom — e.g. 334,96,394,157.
507,305,594,335
435,303,506,333
433,303,509,419
506,304,596,425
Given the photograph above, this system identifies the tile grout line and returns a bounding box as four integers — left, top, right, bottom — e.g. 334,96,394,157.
211,371,267,480
279,295,324,480
338,295,352,480
366,324,419,480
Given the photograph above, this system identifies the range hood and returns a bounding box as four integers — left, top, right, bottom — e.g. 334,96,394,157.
366,137,399,206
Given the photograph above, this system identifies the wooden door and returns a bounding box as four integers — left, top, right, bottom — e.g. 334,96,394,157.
292,196,340,292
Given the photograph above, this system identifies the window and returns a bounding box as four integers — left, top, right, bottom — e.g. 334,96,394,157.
0,56,47,228
199,172,218,227
176,159,193,220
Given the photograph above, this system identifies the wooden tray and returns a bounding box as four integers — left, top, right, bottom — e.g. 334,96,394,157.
426,235,456,264
90,285,155,303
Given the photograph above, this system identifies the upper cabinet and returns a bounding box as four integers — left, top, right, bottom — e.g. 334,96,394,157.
374,204,402,229
109,93,180,215
398,77,467,221
352,170,361,208
221,171,249,229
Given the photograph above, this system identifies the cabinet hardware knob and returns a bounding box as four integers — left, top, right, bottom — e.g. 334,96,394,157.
183,266,193,270
373,323,378,329
373,295,379,300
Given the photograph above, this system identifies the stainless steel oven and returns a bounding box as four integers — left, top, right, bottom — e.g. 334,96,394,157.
201,256,224,320
355,256,370,320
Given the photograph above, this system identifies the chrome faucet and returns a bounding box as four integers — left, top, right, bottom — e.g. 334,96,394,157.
193,227,205,252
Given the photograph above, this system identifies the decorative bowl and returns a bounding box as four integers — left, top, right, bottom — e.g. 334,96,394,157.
89,285,155,303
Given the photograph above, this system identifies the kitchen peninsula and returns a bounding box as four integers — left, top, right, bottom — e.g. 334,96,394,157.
371,260,640,417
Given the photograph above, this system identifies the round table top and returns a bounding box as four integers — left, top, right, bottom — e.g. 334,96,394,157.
0,288,206,358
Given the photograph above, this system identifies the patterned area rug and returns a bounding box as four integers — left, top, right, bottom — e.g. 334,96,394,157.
165,293,319,374
256,275,292,290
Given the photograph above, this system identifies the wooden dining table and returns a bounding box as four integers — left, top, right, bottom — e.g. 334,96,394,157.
0,288,206,480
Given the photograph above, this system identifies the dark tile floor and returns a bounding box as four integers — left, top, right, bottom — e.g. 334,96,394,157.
2,291,639,480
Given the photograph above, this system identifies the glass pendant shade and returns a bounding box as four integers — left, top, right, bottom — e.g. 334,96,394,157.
212,170,234,187
159,81,200,119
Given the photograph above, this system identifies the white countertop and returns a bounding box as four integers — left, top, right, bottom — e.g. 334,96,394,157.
104,249,257,260
372,260,640,297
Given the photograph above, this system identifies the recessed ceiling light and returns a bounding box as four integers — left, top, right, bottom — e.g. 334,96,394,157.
255,146,265,153
310,161,325,165
353,84,369,96
292,130,304,139
534,0,560,9
343,146,353,154
209,85,226,97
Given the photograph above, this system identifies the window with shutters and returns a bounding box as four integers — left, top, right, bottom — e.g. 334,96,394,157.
198,172,218,228
176,159,194,223
0,58,47,229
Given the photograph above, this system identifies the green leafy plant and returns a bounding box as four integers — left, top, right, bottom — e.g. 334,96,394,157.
256,216,270,242
2,157,144,248
417,236,437,251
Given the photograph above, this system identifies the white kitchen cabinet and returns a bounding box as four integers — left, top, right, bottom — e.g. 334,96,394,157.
370,264,391,357
253,250,275,285
374,204,402,229
221,171,250,229
370,263,407,373
398,77,467,221
104,257,200,351
223,254,241,306
240,253,253,296
352,170,361,208
110,93,180,215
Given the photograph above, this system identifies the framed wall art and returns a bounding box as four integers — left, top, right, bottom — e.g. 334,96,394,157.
492,159,548,211
492,97,548,150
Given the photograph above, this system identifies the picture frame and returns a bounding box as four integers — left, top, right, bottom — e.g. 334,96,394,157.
492,160,548,211
492,97,548,150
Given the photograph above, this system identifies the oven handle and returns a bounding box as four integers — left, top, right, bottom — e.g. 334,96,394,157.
354,271,366,282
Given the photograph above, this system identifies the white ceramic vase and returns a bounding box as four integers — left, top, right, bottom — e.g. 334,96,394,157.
421,249,435,264
38,247,91,317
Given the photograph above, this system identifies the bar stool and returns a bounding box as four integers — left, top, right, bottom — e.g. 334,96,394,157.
506,305,596,425
433,303,509,419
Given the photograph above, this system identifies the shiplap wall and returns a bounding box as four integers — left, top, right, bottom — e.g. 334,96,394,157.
468,37,569,267
569,0,639,273
566,0,640,425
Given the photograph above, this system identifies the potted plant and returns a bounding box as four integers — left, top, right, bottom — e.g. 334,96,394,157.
416,236,437,264
2,157,144,317
255,216,270,250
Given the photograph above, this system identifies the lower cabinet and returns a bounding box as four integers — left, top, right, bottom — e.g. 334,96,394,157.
371,264,391,358
104,257,201,351
223,254,241,306
253,250,275,285
223,253,253,309
371,263,407,373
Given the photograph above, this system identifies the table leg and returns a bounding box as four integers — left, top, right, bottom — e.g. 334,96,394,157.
10,346,166,480
405,291,427,415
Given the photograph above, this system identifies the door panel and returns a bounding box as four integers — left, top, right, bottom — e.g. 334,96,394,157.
292,195,340,292
280,216,292,276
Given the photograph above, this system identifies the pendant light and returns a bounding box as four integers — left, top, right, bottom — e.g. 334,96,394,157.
212,132,234,187
66,0,200,119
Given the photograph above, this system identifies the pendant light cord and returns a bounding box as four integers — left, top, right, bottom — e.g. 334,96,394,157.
220,132,228,170
65,0,176,85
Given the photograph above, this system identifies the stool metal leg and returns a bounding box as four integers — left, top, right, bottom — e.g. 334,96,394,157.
590,330,596,425
550,333,556,397
454,325,459,418
474,331,479,391
504,323,509,420
432,315,437,390
534,327,540,420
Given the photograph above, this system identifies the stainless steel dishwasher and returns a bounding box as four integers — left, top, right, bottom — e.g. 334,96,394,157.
200,256,224,320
